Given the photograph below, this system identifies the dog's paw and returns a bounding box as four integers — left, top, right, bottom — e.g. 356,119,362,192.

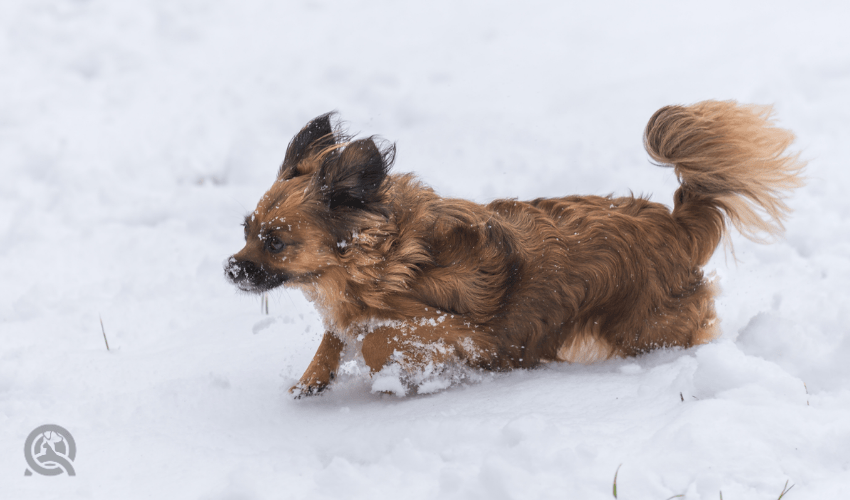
288,381,328,399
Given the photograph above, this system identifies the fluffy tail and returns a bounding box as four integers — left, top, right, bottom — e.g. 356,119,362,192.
644,100,805,261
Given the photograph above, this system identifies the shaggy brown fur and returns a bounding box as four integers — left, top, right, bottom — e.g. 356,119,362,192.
224,101,805,396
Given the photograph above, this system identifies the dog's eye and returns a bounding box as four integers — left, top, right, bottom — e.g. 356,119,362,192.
266,236,285,254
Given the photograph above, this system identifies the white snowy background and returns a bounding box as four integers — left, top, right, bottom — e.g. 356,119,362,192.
2,0,849,498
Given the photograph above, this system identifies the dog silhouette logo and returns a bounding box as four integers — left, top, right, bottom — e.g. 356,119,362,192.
24,424,76,476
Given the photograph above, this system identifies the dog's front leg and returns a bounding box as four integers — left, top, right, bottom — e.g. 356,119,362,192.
289,330,344,397
360,316,502,375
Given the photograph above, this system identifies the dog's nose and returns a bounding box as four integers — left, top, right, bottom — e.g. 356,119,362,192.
224,256,259,281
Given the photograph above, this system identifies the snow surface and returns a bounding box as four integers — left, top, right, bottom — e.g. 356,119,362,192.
2,1,850,498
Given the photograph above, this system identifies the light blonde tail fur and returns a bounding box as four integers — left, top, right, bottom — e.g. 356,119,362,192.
644,100,805,244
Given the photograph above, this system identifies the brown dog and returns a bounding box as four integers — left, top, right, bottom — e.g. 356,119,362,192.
225,101,804,396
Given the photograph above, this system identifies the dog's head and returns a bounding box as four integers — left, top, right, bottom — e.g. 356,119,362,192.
225,113,394,293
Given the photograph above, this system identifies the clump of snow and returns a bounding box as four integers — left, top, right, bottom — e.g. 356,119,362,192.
369,358,488,397
371,363,409,396
2,0,850,499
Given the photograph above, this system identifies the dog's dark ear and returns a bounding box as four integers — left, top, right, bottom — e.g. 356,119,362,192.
278,112,336,179
314,137,393,211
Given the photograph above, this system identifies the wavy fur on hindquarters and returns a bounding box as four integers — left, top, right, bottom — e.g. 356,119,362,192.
225,101,806,395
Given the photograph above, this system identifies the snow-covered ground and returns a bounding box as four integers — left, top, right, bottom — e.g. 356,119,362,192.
2,1,849,498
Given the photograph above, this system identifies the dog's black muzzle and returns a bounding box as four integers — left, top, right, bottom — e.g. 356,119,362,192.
224,256,289,293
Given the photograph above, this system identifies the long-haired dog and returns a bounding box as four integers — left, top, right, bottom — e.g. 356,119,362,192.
225,101,804,396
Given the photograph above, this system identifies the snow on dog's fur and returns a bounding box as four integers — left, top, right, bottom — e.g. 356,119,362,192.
225,102,805,396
